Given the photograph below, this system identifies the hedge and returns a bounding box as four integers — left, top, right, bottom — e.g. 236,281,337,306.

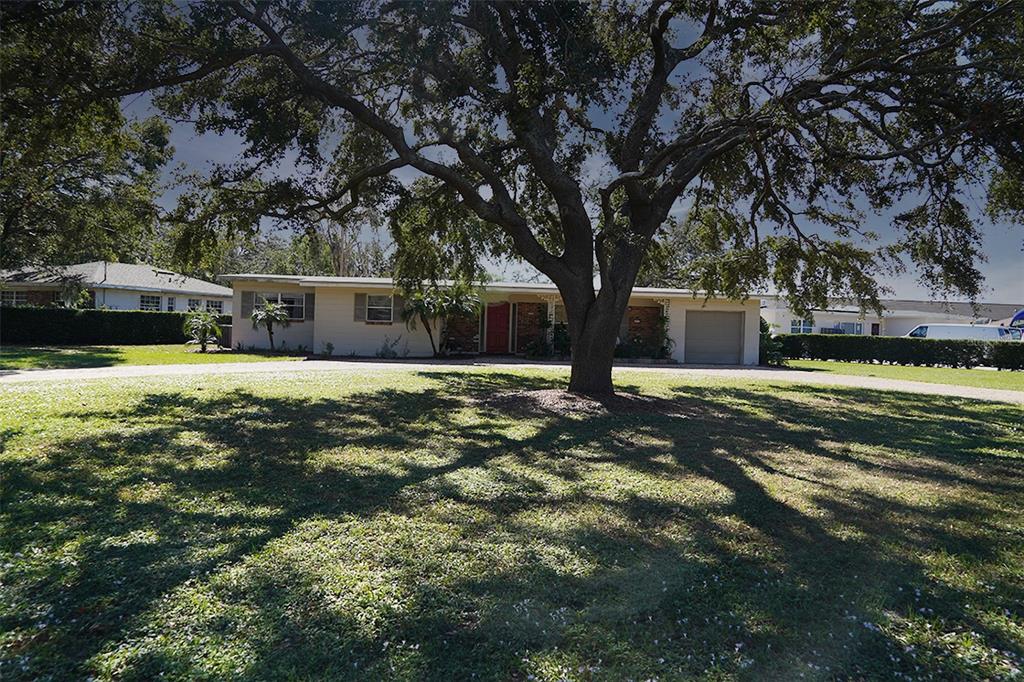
779,333,1024,370
0,306,232,346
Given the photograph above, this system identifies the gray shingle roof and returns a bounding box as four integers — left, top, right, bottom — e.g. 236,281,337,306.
1,262,232,297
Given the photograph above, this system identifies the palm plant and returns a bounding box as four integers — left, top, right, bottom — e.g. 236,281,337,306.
400,281,480,357
250,301,290,351
183,309,221,353
400,290,439,356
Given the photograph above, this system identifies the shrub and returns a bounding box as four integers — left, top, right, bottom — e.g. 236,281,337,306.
990,342,1024,371
759,318,786,366
376,335,402,359
0,306,230,345
779,333,1022,370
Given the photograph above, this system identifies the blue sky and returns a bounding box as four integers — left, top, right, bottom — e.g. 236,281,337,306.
141,101,1023,304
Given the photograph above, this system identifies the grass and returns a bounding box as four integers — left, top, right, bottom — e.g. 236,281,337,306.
788,359,1024,391
1,368,1022,680
0,344,305,370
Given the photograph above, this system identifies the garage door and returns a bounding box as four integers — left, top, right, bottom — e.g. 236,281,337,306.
685,311,744,364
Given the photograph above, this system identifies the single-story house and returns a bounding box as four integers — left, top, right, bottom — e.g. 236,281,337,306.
0,261,233,314
224,274,761,365
760,294,1022,337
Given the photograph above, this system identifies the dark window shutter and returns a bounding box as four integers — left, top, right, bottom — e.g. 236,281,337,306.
354,293,366,321
392,294,404,324
304,293,315,320
241,291,254,318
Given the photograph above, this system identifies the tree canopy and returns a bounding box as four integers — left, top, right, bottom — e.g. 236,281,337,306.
0,3,172,268
9,0,1023,391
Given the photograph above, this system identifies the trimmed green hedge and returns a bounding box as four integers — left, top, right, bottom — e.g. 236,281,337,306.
779,333,1024,370
0,306,231,345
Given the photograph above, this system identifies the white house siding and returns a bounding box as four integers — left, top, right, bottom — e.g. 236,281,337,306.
227,277,761,362
666,297,760,365
313,286,438,357
93,287,233,313
231,282,314,351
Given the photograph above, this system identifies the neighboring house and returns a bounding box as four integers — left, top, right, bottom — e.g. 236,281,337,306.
0,261,233,314
760,294,1022,337
225,274,761,364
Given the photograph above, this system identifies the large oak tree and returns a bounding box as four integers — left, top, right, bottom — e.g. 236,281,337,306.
45,0,1024,392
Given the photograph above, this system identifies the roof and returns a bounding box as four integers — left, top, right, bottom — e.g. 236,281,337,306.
1,262,232,297
222,274,754,301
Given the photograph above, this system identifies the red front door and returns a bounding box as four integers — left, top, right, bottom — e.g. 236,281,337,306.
486,302,511,353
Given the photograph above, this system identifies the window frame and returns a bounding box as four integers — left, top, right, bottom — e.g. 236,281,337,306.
166,296,176,312
836,322,863,335
187,298,202,311
205,300,223,314
1,290,28,307
365,294,394,323
139,294,161,311
789,319,813,334
257,292,305,321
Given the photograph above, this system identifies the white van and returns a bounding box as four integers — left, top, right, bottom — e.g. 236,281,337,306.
906,324,1022,341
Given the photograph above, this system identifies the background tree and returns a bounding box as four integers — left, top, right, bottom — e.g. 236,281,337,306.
250,301,290,351
0,3,172,268
46,0,1024,392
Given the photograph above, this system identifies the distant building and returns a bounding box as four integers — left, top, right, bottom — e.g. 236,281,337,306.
0,261,233,314
760,294,1021,337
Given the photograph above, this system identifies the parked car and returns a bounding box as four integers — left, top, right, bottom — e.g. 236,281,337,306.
906,324,1022,341
1008,309,1024,329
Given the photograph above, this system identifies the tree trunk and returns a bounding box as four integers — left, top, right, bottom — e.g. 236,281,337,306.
564,291,629,395
419,312,438,357
267,323,275,351
559,245,645,395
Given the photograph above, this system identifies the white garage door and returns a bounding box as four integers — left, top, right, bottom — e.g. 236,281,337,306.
685,311,744,364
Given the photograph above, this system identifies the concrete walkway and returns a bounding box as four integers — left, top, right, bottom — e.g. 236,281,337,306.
2,358,1022,404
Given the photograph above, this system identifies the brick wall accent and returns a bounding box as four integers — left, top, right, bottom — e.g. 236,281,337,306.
445,312,480,353
515,302,546,353
621,306,663,348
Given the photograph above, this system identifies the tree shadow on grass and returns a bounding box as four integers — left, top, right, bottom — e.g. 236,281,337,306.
0,345,126,370
2,371,1022,680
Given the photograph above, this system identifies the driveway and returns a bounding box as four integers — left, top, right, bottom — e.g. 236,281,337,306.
1,358,1022,405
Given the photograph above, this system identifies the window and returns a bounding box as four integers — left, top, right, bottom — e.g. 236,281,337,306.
836,322,863,335
908,326,927,338
166,297,175,312
187,298,202,311
998,327,1021,340
205,300,223,314
140,295,161,311
1,291,28,307
257,292,304,320
790,319,813,334
366,294,393,322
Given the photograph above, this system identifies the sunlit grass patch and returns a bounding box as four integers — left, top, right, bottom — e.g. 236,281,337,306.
1,368,1021,680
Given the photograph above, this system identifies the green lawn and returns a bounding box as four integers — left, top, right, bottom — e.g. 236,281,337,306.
789,358,1024,391
1,369,1021,680
0,344,305,370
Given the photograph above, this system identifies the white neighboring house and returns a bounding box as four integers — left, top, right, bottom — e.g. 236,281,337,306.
0,261,233,314
760,294,1022,337
225,274,761,364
